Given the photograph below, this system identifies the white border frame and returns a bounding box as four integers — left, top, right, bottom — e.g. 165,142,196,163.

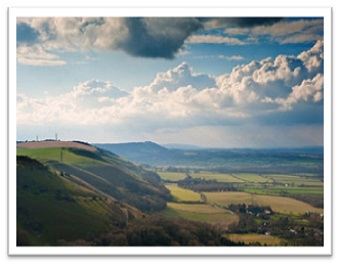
8,7,332,256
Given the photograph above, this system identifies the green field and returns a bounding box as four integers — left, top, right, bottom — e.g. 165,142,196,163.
190,172,244,183
225,233,286,246
17,147,105,167
165,184,201,202
158,170,323,187
265,174,324,187
232,173,271,183
204,191,323,214
162,202,239,229
242,185,323,196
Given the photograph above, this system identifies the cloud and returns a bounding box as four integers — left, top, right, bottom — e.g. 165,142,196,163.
218,55,245,61
116,18,203,58
17,41,323,133
224,19,323,44
192,55,245,61
17,45,67,66
17,79,128,125
216,40,324,112
17,17,321,66
143,61,216,92
200,17,283,29
17,17,203,60
186,35,245,45
16,17,288,63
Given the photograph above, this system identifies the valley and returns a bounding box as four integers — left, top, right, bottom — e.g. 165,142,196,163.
16,140,324,246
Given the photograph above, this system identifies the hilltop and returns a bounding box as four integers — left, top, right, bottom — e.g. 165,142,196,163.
17,140,172,244
17,141,171,212
17,140,96,151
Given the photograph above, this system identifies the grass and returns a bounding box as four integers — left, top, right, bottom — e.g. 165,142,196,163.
165,184,201,202
162,202,239,229
17,160,117,245
267,176,324,187
242,185,323,196
17,147,172,213
225,233,286,246
204,191,323,214
19,195,113,244
17,147,105,167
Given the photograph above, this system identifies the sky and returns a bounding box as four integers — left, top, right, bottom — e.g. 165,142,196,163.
16,16,324,148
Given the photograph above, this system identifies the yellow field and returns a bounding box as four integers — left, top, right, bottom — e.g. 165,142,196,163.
204,192,323,214
157,171,187,181
165,184,201,202
164,202,239,229
158,171,244,183
226,233,286,246
205,192,252,205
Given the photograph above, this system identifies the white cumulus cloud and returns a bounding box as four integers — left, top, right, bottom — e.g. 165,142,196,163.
17,41,324,131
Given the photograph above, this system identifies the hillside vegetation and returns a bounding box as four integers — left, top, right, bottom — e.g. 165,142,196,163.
17,142,172,212
17,156,128,245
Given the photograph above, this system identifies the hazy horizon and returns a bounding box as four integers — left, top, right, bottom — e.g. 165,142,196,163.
17,17,324,148
16,138,324,150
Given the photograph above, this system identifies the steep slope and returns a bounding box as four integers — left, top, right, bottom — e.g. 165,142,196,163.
17,141,172,212
17,156,130,245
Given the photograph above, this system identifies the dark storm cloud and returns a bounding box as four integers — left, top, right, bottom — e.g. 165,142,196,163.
198,17,284,29
227,17,283,27
116,17,283,58
116,18,203,59
17,17,284,59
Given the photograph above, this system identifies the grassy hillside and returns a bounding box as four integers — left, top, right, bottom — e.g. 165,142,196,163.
17,143,172,212
17,156,128,245
17,147,241,246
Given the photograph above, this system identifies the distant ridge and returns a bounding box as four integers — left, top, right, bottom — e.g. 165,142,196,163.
94,141,323,175
163,143,204,150
94,141,170,164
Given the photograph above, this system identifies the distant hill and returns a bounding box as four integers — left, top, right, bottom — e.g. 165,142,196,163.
94,141,174,166
94,142,323,175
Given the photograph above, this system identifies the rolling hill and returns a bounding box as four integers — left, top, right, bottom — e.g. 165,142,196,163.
17,141,172,212
16,141,174,245
17,141,236,246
